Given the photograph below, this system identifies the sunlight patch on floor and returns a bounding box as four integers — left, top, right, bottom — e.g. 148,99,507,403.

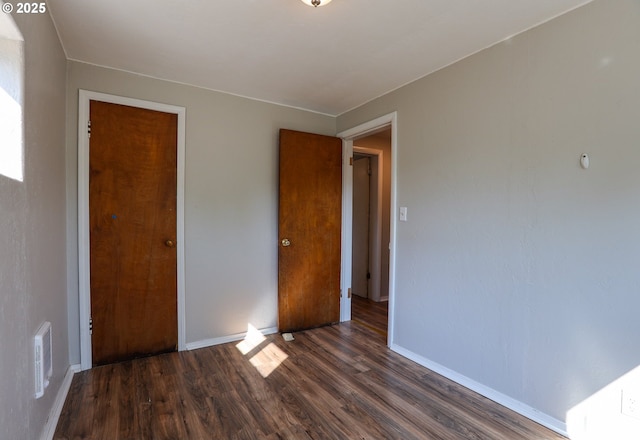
249,343,288,378
236,323,288,378
236,323,266,355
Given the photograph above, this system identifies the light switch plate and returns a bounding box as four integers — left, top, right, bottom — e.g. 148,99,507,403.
399,207,408,222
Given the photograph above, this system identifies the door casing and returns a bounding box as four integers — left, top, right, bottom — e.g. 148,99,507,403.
338,112,397,347
77,90,187,370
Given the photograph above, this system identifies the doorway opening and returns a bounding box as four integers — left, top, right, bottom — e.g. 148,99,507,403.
338,111,397,346
352,153,372,300
351,129,391,337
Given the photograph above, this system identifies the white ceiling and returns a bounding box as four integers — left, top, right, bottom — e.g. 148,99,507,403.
48,0,593,116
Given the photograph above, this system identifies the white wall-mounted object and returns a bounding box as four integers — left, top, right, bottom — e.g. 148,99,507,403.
399,207,408,222
580,153,590,169
34,321,52,399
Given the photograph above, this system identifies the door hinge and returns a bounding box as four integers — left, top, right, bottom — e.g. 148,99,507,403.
349,157,353,166
348,287,352,299
367,272,371,279
89,317,93,335
87,120,92,138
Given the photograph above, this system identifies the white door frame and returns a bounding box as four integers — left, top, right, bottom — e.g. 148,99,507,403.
338,112,397,347
77,90,187,370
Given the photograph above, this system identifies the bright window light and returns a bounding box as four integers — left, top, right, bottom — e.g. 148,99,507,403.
0,12,24,182
0,85,23,181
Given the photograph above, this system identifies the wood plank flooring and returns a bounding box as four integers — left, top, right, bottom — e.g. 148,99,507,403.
351,295,389,339
54,302,566,439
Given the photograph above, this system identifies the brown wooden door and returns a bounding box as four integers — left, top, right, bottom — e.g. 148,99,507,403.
89,100,178,366
278,129,342,332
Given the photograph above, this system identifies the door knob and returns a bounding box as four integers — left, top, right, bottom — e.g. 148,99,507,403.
281,238,291,247
165,239,176,248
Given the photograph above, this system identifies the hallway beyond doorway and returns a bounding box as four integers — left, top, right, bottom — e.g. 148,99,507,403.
351,295,388,341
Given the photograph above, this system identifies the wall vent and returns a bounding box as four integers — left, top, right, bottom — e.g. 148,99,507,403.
34,321,52,399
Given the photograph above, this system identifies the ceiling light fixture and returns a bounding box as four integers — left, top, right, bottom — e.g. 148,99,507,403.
300,0,332,7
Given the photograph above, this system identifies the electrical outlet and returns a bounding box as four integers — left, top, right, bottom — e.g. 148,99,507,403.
622,389,640,420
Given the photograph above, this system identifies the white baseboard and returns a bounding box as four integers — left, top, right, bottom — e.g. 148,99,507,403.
186,326,279,351
390,344,568,437
40,364,81,440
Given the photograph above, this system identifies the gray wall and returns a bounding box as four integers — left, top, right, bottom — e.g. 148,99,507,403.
65,62,336,362
0,11,68,440
338,0,640,430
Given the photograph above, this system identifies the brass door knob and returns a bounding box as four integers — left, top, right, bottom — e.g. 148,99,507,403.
165,239,176,248
281,238,291,247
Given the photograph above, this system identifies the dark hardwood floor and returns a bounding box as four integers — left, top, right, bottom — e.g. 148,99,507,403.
351,294,389,339
55,301,566,439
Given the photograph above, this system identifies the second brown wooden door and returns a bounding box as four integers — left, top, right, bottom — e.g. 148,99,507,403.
278,129,342,332
89,100,178,366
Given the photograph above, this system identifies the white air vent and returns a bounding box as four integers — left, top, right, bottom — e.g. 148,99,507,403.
35,321,52,399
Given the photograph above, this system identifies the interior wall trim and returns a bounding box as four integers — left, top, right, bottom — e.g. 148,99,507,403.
390,343,568,437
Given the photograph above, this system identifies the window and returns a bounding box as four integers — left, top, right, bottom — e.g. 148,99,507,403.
0,11,24,182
